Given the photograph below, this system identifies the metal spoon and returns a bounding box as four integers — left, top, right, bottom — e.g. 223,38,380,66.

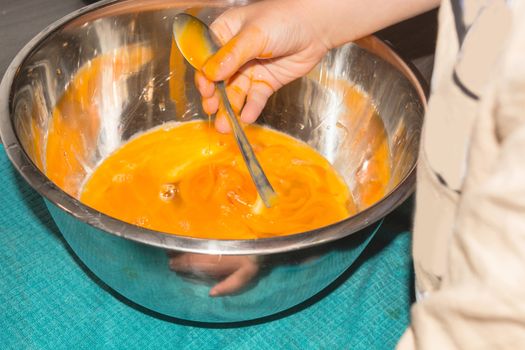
172,13,276,208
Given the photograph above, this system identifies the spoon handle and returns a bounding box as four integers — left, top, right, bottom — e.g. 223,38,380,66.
216,82,276,208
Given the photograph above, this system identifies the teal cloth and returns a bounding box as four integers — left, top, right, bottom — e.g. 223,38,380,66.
0,146,414,349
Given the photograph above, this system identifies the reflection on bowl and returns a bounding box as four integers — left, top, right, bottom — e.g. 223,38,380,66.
0,0,424,322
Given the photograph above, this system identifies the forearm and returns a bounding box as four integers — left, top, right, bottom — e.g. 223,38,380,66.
297,0,441,48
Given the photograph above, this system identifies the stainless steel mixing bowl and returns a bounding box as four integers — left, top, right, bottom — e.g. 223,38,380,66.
0,0,425,322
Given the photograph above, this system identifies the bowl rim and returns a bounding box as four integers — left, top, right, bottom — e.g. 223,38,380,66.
0,0,426,255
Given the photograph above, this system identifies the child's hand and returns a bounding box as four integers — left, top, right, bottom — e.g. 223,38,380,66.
196,0,330,132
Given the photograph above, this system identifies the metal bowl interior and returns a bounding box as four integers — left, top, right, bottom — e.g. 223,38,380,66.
0,0,424,255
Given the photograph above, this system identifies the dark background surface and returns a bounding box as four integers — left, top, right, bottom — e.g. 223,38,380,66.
1,0,86,76
0,0,438,81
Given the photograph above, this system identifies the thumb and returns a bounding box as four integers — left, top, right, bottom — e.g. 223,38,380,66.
203,25,266,82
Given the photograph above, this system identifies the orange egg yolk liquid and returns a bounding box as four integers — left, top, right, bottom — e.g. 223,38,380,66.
80,121,355,239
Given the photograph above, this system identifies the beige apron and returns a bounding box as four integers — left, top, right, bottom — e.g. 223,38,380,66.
398,0,525,348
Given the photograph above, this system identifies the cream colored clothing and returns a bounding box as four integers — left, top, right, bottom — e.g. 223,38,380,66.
398,0,525,348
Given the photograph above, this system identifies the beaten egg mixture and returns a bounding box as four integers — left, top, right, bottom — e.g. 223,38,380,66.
80,121,355,239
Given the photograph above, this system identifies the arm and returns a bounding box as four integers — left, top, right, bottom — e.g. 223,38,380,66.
196,0,440,132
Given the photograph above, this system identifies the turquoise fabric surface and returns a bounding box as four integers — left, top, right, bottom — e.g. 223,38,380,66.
0,147,414,349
